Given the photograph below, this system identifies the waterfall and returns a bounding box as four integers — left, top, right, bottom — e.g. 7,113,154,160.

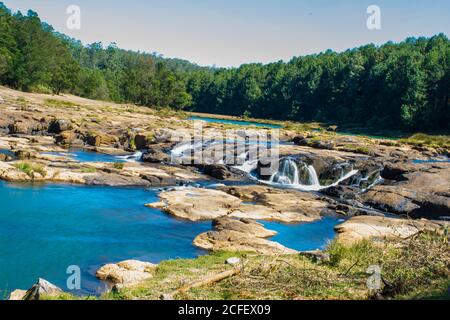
306,165,320,186
270,158,300,185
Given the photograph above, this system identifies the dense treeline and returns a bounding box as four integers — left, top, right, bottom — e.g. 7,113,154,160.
0,3,449,131
186,36,450,131
0,4,193,109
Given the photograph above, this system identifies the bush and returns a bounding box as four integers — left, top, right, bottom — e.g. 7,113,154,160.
14,162,47,178
113,162,125,170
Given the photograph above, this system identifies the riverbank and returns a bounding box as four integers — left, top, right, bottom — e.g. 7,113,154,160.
1,86,449,300
33,230,450,300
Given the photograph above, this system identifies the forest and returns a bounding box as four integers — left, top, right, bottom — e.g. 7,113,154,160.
0,3,449,132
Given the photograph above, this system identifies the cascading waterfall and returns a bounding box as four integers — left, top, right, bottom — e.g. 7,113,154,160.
265,158,358,191
270,158,300,185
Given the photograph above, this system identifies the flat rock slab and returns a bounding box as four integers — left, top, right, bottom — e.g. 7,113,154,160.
334,215,448,244
194,217,297,255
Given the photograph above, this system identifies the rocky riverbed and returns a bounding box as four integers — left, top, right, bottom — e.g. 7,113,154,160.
1,85,449,299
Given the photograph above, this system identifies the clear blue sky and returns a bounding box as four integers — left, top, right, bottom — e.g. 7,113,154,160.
4,0,450,67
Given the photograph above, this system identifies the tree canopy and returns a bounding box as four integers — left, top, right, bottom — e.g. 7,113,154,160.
0,3,448,132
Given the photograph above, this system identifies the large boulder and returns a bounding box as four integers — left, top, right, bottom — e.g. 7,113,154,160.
96,260,156,288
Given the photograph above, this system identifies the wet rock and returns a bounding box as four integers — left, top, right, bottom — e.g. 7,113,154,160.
198,164,249,181
141,147,170,163
134,133,154,150
96,260,156,288
381,162,415,181
335,216,448,244
22,278,63,300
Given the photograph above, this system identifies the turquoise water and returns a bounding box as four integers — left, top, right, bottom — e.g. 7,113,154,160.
0,181,209,297
188,116,282,129
413,157,450,164
42,149,137,163
263,216,342,251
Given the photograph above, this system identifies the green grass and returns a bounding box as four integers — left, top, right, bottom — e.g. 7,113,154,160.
44,99,77,108
400,133,450,149
80,167,97,173
14,162,47,178
112,162,125,170
19,231,449,301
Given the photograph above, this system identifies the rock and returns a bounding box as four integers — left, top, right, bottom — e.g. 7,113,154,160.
193,217,295,255
14,149,37,160
0,162,30,181
55,131,78,145
213,217,277,238
198,164,249,181
85,133,118,147
8,289,27,300
293,135,308,146
334,216,448,244
0,153,12,162
141,147,170,163
381,162,414,181
96,260,156,288
22,278,62,300
84,173,151,187
8,121,31,134
299,250,331,264
226,257,241,265
146,188,242,221
48,119,73,134
134,133,153,149
221,185,330,222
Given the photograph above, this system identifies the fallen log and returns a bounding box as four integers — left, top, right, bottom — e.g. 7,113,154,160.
162,267,241,300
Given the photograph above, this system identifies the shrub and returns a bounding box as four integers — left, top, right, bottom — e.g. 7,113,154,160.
113,162,125,170
14,162,47,178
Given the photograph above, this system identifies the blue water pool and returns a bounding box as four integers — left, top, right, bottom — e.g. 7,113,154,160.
0,181,209,297
263,216,342,252
42,149,141,163
188,116,282,129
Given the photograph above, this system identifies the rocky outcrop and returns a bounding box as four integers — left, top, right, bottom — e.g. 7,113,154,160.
221,185,332,222
147,186,330,223
96,260,156,288
48,119,73,134
18,278,63,300
334,216,448,244
360,162,450,219
193,217,296,255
